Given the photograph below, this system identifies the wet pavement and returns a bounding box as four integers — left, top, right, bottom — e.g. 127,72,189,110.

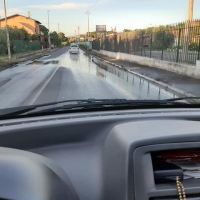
0,47,177,109
89,50,200,97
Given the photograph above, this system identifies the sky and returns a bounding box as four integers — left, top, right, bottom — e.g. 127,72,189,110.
1,0,200,36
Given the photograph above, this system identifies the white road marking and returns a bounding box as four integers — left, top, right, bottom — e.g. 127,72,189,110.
29,66,59,105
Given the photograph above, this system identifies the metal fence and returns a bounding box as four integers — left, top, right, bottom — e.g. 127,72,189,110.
76,41,91,49
93,20,200,65
92,40,101,51
0,40,47,55
12,40,41,54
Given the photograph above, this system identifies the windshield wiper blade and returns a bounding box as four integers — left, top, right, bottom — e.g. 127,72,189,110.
0,98,189,118
0,106,38,117
28,99,187,115
0,99,95,118
166,97,200,102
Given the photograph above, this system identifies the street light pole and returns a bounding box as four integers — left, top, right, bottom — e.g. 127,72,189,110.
182,0,194,62
78,26,80,42
85,10,90,38
47,10,51,48
3,0,11,60
75,30,76,42
188,0,194,21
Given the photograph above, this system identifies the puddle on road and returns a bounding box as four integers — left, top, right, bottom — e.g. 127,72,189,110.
28,61,43,65
0,79,11,87
43,60,59,65
58,50,178,100
21,50,178,100
28,60,59,65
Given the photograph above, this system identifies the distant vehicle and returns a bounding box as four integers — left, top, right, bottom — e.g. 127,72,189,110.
69,44,79,54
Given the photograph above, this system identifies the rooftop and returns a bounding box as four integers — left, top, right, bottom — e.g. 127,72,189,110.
0,14,41,24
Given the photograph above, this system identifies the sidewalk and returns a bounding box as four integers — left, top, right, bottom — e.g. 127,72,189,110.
0,48,58,73
83,49,200,97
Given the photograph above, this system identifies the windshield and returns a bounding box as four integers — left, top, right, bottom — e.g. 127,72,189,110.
0,0,199,111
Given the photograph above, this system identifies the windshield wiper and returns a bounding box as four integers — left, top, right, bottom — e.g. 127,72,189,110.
17,98,187,115
165,97,200,102
0,97,199,118
0,99,92,118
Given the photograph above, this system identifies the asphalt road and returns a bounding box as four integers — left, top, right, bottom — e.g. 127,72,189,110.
0,47,176,109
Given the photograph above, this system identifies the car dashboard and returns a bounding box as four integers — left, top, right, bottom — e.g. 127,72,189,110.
0,108,200,200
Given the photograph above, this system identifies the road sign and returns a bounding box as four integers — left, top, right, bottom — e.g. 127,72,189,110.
96,25,106,32
88,37,93,42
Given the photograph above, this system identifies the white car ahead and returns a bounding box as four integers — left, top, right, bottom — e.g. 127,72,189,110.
69,44,79,54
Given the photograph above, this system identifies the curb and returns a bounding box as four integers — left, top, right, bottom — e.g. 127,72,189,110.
0,48,57,72
89,53,196,100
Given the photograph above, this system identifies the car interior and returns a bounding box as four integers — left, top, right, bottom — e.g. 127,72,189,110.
0,107,200,200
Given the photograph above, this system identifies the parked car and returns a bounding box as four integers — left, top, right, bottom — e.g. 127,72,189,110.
69,43,79,54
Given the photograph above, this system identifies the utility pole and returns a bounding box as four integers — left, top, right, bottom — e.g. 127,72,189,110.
85,10,90,38
75,30,76,42
58,23,60,47
3,0,11,60
47,10,51,48
78,26,80,41
182,0,194,62
188,0,194,21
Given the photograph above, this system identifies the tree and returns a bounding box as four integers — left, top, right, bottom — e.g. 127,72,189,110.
8,27,31,41
20,28,31,40
85,31,97,39
123,29,132,32
0,26,33,55
31,34,39,41
39,25,49,42
50,31,62,46
68,37,75,43
0,30,7,54
58,32,68,42
152,31,175,50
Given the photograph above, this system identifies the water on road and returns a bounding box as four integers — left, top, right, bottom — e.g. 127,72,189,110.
0,47,177,109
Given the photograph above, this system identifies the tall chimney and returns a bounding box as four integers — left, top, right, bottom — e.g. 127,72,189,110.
28,11,30,18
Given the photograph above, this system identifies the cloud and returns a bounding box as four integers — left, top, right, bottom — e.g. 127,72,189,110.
95,0,113,5
28,3,89,10
96,0,108,4
0,8,25,17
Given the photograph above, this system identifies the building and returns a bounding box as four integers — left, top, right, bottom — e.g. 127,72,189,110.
0,12,44,41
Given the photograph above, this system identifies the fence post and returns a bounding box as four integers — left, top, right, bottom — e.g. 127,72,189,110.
150,33,152,58
176,28,181,63
161,31,165,60
141,34,143,56
198,37,200,61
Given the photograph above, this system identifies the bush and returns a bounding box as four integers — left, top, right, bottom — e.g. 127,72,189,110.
0,26,32,55
188,42,198,51
31,34,39,41
152,31,175,50
0,31,7,55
